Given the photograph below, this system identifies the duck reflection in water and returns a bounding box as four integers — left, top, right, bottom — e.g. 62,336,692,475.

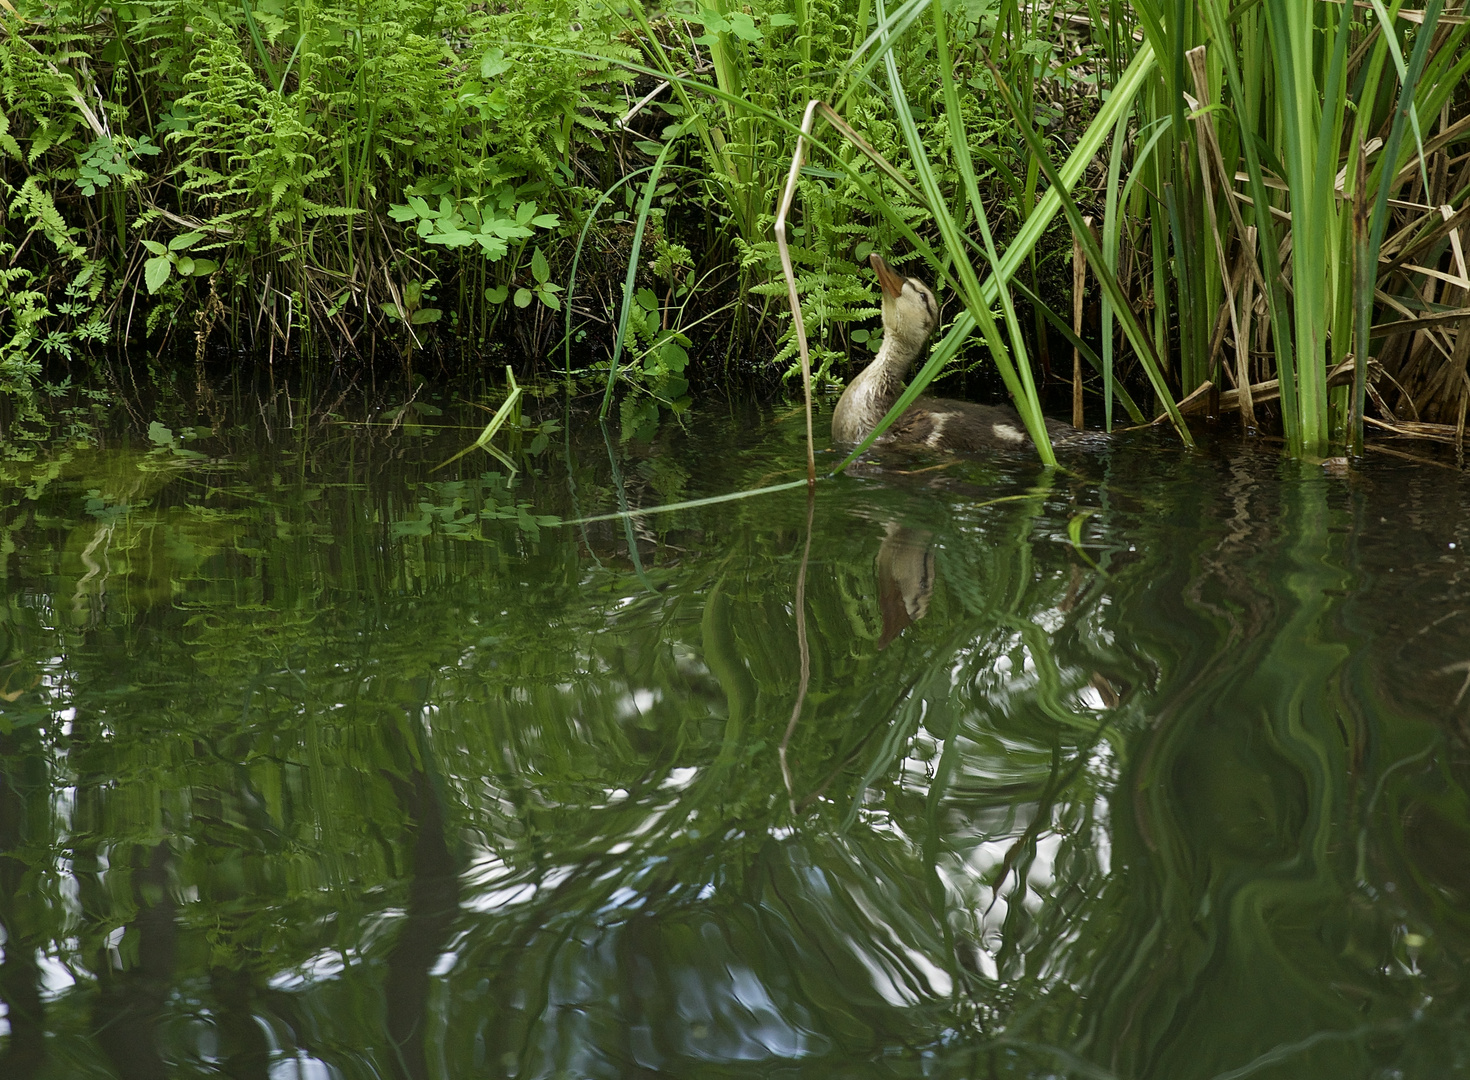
875,524,935,650
871,523,1124,714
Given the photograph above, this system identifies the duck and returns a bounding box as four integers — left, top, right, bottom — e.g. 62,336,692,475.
832,254,1077,451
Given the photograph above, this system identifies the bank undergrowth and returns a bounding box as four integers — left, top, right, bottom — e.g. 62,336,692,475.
2,0,1468,457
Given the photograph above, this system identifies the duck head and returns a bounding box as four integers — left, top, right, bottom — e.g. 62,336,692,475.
871,253,938,367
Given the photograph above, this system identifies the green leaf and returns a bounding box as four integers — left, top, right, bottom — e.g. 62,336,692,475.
147,421,174,446
486,285,509,305
175,255,195,277
480,47,510,79
409,308,441,325
531,248,550,284
513,287,532,308
168,231,204,251
190,259,219,276
725,11,762,39
536,287,561,311
144,256,171,293
515,202,535,226
141,240,168,256
530,213,560,229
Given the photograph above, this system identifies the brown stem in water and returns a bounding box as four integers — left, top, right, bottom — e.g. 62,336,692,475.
779,486,816,815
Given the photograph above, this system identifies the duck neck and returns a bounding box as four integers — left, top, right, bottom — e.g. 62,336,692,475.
832,336,919,445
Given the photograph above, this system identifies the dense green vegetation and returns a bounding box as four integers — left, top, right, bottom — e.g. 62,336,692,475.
1,0,1467,457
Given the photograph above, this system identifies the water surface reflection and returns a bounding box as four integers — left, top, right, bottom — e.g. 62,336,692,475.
0,397,1467,1078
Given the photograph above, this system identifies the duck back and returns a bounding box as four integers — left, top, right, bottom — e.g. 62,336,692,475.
884,396,1076,452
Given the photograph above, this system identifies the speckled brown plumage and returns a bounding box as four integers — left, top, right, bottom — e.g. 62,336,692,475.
881,396,1076,451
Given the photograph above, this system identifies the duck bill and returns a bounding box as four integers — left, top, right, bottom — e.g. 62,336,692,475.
870,253,905,300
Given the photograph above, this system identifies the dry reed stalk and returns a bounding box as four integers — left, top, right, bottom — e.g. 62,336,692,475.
1236,227,1259,429
773,99,823,488
1186,46,1249,416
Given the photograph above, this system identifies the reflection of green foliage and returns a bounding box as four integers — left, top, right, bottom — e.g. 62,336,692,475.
0,410,1467,1076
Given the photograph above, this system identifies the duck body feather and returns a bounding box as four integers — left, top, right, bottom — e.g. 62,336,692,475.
879,395,1075,451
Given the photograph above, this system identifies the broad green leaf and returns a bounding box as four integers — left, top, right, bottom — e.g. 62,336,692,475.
410,308,441,325
486,285,509,304
480,47,510,79
141,240,168,256
513,287,532,308
168,231,204,251
531,248,550,284
144,256,171,293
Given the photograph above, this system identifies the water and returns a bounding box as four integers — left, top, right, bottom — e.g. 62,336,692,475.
1,390,1468,1079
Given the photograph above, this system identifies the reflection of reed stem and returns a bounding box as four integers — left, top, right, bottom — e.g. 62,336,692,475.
779,487,816,815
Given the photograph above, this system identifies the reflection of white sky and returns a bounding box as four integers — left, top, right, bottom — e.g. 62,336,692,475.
669,962,818,1061
1033,607,1066,633
660,766,698,791
268,1052,333,1080
845,882,954,1001
268,948,351,990
39,948,77,1000
462,850,573,914
617,688,660,718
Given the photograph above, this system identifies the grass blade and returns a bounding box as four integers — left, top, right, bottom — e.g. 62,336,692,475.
599,139,678,420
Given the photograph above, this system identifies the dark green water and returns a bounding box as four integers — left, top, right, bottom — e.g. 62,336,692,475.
1,392,1468,1079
